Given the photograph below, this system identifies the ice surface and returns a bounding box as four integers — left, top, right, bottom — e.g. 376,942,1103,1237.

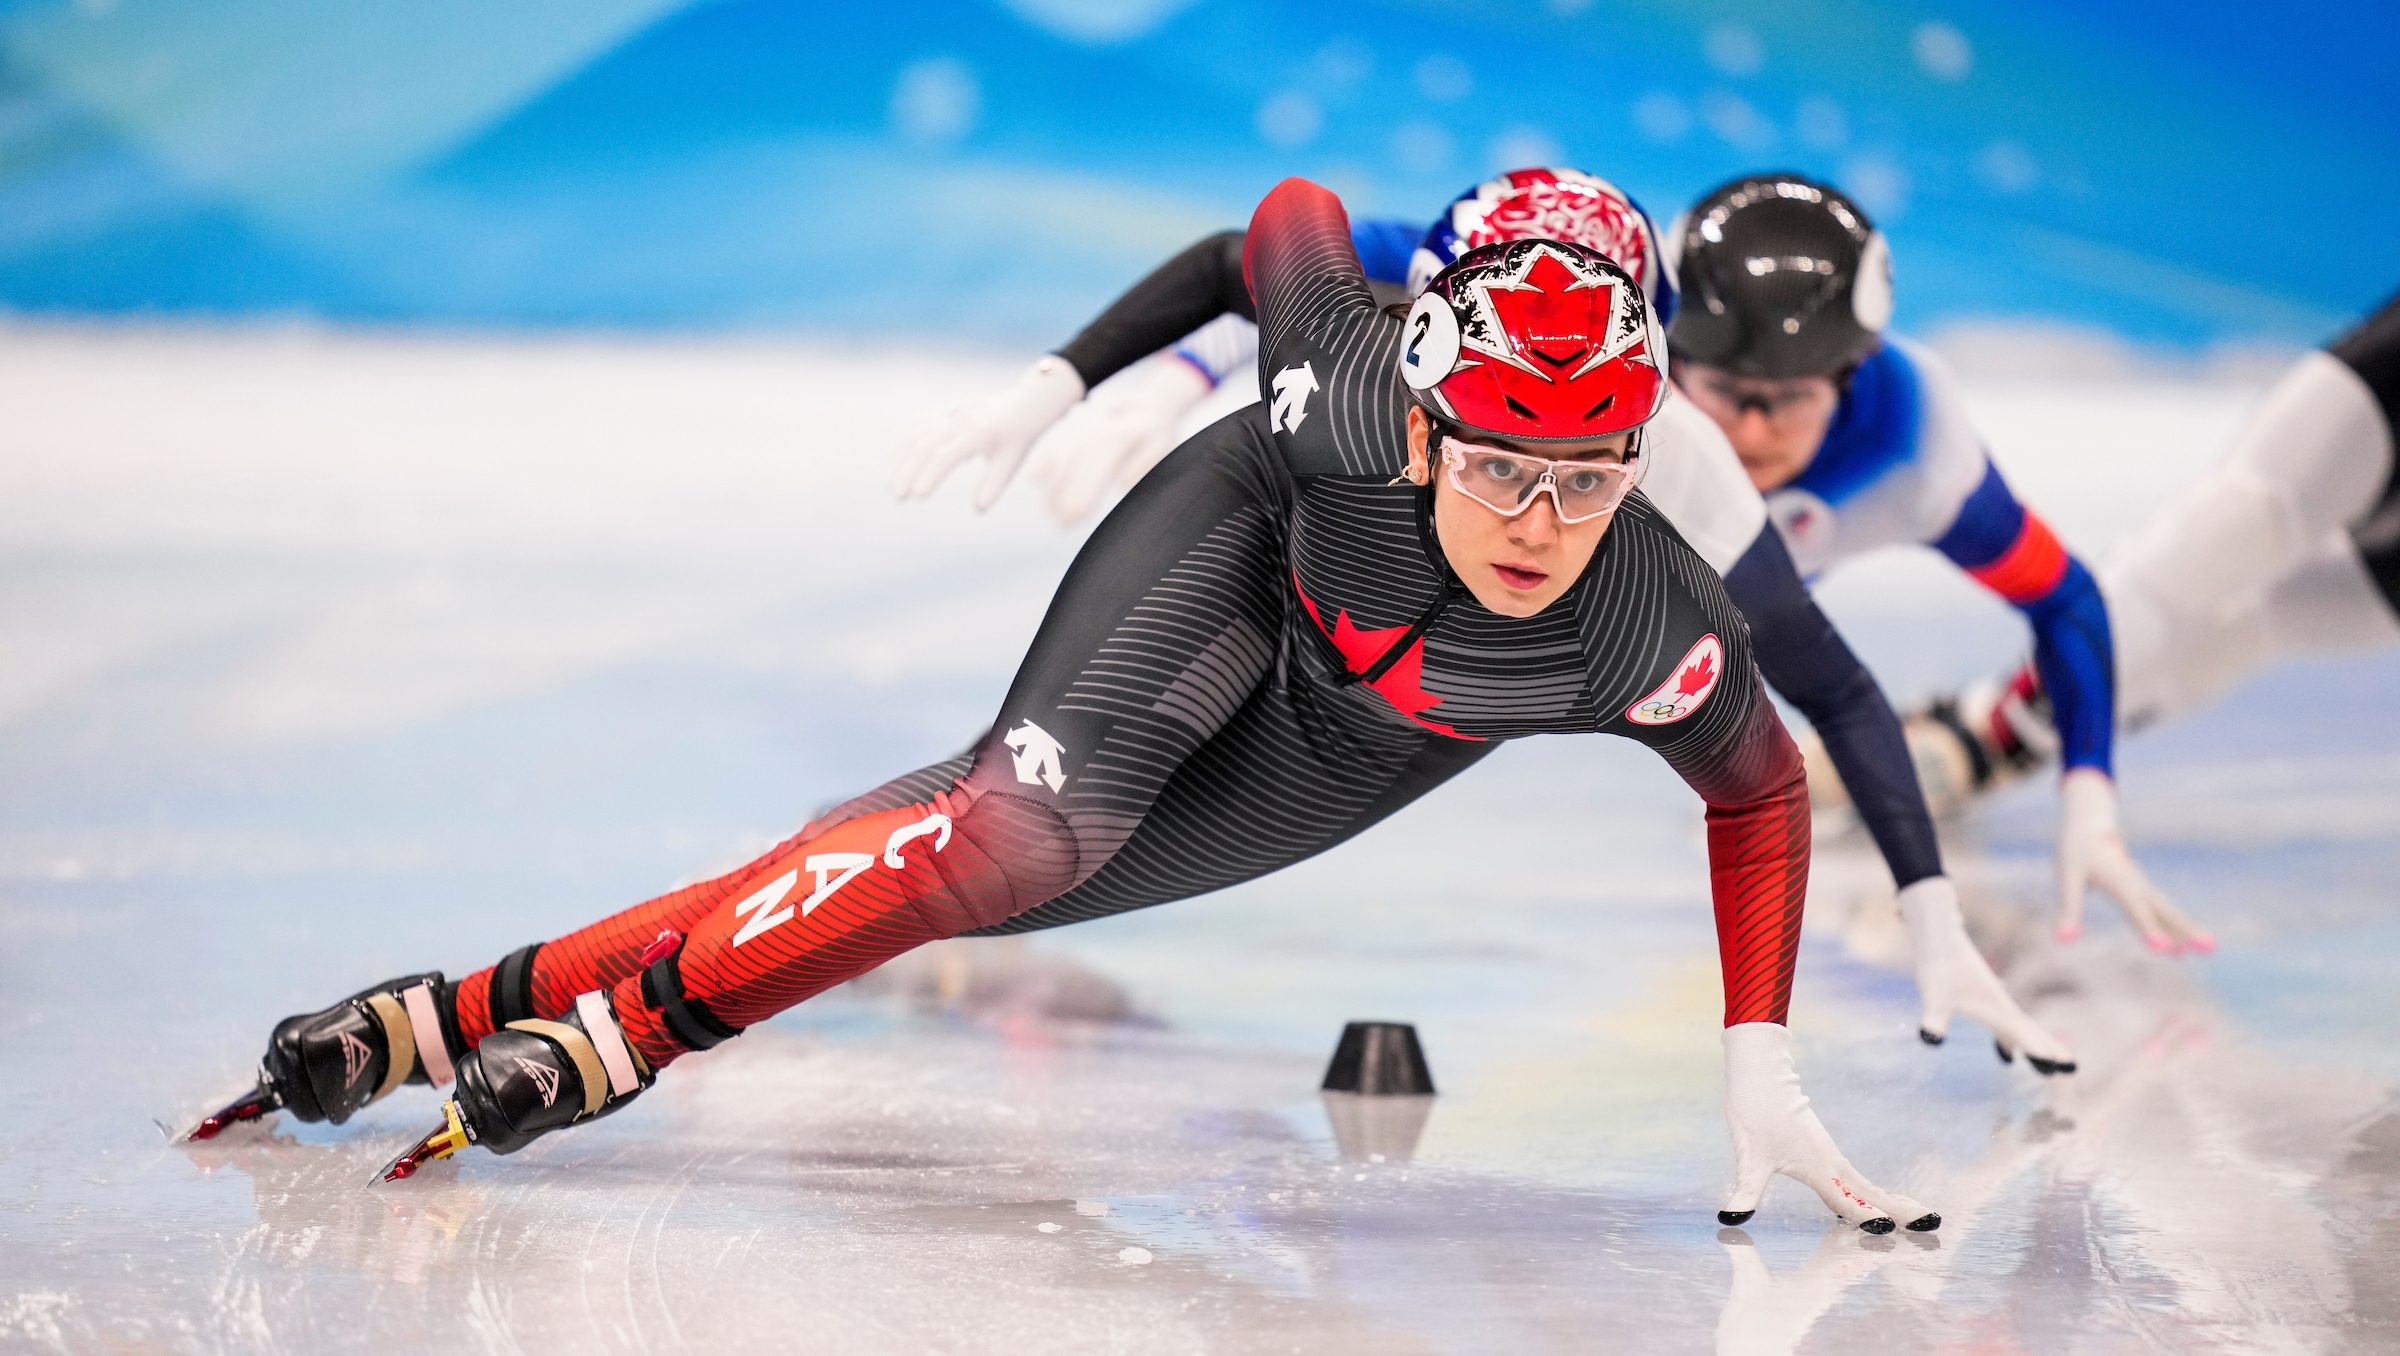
2,326,2397,1353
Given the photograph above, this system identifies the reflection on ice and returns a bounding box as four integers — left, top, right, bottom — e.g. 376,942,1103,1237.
1321,1093,1436,1163
1716,1224,1937,1356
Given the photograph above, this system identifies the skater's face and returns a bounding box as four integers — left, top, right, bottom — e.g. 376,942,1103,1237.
1404,406,1634,619
1675,362,1842,491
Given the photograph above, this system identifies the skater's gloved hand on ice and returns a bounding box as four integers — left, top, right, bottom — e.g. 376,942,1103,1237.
892,356,1086,511
1718,1023,1940,1235
2055,768,2212,955
1029,354,1215,524
1899,877,2075,1074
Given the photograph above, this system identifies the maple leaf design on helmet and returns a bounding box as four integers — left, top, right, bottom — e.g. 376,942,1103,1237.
1399,238,1669,443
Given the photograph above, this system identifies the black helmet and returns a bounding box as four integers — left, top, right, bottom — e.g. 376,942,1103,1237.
1665,173,1892,379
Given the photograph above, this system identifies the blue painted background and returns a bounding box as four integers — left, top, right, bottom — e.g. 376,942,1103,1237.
1,0,2391,348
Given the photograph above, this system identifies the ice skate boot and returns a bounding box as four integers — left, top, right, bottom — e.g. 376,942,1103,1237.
377,990,651,1182
1905,667,2055,818
186,973,465,1140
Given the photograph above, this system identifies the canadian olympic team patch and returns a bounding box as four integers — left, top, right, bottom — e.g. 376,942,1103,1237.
1626,633,1722,726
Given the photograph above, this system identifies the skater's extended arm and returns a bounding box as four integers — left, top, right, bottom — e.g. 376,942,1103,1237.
1688,688,1812,1028
901,201,1409,518
1054,215,1428,391
1052,231,1254,389
1028,193,1390,522
1035,207,1418,521
893,232,1255,512
1640,668,1944,1230
1619,654,1811,1028
1725,526,2076,1069
1634,661,1946,1232
1931,460,2114,774
1932,459,2203,948
1724,527,1940,886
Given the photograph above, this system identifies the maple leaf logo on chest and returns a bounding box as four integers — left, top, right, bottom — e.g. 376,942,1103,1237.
1293,572,1479,741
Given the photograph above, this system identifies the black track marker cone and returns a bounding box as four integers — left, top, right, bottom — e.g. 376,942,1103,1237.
1320,1021,1435,1096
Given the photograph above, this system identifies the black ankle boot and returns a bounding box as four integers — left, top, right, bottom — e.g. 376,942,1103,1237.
189,973,463,1140
449,992,651,1156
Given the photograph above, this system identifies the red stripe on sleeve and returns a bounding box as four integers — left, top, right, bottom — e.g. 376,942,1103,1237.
1967,512,2070,603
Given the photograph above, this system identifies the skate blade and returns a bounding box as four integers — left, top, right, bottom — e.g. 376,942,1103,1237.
184,1081,283,1142
373,1100,470,1185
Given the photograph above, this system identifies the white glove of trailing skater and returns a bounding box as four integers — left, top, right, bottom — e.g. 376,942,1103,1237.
1899,876,2075,1074
2055,767,2212,954
891,356,1086,511
1718,1023,1940,1235
1031,353,1216,525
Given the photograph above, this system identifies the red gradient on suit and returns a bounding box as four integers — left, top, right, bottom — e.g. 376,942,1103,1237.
1690,692,1812,1027
452,825,824,1045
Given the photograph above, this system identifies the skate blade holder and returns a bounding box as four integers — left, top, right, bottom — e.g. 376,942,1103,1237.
184,1078,282,1142
1319,1021,1436,1162
373,1100,471,1185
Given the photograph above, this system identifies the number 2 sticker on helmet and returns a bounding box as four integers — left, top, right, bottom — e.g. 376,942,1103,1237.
1399,291,1462,392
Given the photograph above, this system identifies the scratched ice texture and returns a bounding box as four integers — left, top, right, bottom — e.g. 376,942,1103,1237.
2,327,2396,1354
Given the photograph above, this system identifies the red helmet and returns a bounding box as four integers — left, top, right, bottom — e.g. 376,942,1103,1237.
1408,167,1674,324
1398,237,1669,443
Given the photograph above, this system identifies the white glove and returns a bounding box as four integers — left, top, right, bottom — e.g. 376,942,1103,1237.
1719,1023,1939,1234
2056,767,2212,954
1030,354,1216,524
891,356,1086,511
1899,877,2075,1074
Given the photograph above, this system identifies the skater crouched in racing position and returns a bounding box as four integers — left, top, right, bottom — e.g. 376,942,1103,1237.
195,179,1939,1233
898,165,2072,1072
1663,173,2205,954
